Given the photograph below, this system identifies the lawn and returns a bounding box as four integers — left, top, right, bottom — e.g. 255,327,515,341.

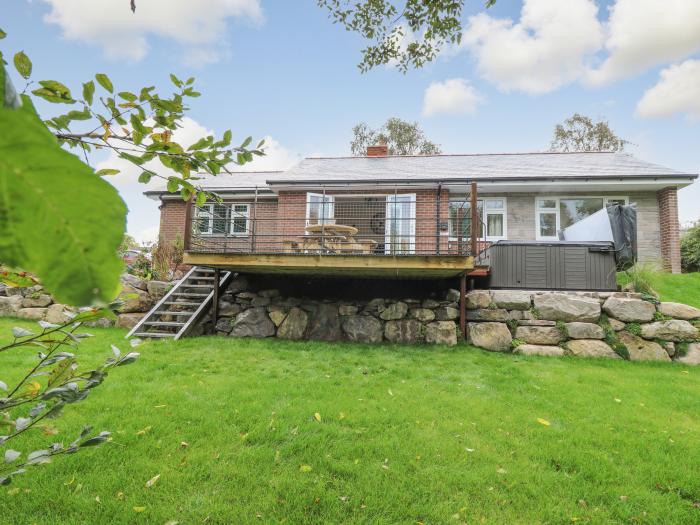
2,319,700,524
618,271,700,308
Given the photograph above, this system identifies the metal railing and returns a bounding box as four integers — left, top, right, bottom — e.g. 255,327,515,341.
185,187,485,257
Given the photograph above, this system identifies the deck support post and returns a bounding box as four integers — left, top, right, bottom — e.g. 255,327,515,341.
183,195,194,252
211,268,220,333
436,182,442,256
459,272,467,341
470,182,478,257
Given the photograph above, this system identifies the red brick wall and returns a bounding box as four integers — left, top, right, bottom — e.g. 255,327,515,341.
158,199,187,246
657,187,681,273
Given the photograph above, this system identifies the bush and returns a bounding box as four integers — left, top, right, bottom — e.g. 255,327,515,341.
681,222,700,273
622,263,657,295
152,235,184,281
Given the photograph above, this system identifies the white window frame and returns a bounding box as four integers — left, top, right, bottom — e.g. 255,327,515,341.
229,203,250,236
448,197,508,242
535,196,629,240
305,192,335,226
195,203,251,236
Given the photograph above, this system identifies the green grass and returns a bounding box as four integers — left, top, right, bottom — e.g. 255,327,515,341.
2,319,700,524
618,271,700,308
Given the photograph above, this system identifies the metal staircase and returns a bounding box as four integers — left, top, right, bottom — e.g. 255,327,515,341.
126,266,232,340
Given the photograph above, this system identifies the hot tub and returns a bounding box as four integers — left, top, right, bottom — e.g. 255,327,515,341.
487,241,617,291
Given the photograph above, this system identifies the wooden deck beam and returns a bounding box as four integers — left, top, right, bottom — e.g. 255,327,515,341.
183,253,475,279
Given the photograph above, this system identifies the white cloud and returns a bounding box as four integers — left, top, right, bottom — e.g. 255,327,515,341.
461,0,603,94
237,136,301,171
587,0,700,85
40,0,262,62
422,78,482,116
636,60,700,119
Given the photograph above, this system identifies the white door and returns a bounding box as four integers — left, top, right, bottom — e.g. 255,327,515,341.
385,194,416,254
306,193,335,226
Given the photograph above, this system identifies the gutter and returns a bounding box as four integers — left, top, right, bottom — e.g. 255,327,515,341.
264,174,698,186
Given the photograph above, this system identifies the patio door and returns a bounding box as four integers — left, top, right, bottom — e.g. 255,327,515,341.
306,193,335,226
385,194,416,254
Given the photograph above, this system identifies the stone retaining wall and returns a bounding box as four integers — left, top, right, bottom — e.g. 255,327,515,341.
0,274,171,328
2,272,699,366
212,276,700,365
464,289,700,364
211,275,460,345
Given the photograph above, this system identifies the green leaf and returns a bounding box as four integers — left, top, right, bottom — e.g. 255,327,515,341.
95,73,113,93
82,80,95,105
65,107,91,121
222,130,232,146
169,74,182,88
95,168,120,176
32,80,75,104
13,51,32,79
137,171,152,184
118,152,146,165
187,137,210,151
0,29,6,40
166,178,179,193
241,136,252,149
118,91,137,102
195,191,207,207
0,95,126,305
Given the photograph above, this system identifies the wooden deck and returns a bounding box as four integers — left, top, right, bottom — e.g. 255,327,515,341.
183,253,475,279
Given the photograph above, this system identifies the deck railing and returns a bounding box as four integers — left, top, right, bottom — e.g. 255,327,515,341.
185,185,484,257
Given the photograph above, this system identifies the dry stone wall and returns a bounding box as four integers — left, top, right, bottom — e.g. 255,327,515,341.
212,275,459,345
465,289,700,364
0,275,172,328
3,272,699,366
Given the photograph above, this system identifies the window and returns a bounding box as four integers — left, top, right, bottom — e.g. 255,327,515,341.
536,196,628,240
231,204,250,235
306,193,335,226
195,203,249,236
449,198,506,241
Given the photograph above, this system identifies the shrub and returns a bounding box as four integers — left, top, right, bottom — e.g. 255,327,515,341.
681,221,700,273
152,235,184,281
511,338,524,349
622,263,657,296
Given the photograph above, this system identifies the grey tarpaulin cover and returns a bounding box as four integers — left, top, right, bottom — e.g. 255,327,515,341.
607,204,637,270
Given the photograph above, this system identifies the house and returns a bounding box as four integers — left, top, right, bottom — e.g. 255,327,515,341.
147,146,696,277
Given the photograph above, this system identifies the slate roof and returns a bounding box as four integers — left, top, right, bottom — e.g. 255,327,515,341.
266,152,695,185
146,152,696,196
146,171,279,195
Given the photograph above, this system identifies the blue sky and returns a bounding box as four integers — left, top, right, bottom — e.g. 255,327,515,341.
4,0,700,241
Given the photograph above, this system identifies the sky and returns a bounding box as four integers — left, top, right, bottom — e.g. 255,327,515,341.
4,0,700,243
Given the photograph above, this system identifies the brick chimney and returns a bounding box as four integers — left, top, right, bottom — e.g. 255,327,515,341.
366,138,388,157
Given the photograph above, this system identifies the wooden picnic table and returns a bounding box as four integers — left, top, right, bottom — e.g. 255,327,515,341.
304,223,359,236
282,223,376,254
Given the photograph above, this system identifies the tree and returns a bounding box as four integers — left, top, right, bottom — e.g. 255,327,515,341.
550,113,627,153
681,221,700,273
0,27,262,485
0,310,139,486
318,0,497,72
351,117,441,156
1,32,264,305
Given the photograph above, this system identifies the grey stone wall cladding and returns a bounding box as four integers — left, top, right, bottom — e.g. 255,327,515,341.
481,191,662,263
465,289,700,363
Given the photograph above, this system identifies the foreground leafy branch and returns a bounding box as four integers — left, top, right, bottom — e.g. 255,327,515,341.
0,309,139,486
318,0,496,72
